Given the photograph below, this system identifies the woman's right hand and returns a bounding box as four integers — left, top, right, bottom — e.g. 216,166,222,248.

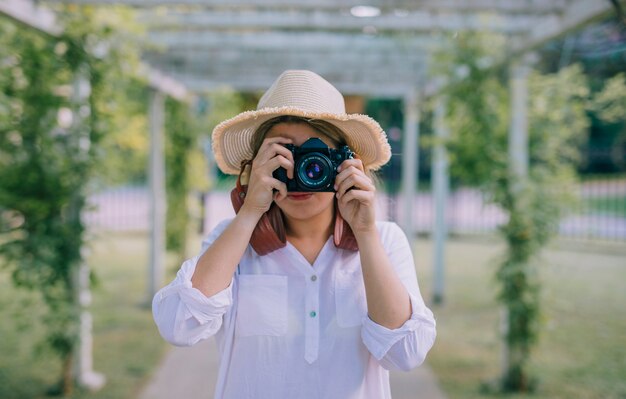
240,137,294,217
192,137,293,297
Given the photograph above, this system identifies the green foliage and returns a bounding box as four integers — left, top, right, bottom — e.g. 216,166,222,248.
0,16,86,369
432,34,509,191
165,98,192,255
164,98,209,260
61,6,148,187
436,32,589,392
365,99,404,193
204,89,260,183
589,73,626,124
96,79,150,186
163,90,249,260
0,6,141,394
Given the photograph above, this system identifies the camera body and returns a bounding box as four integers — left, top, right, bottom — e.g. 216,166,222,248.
273,137,354,192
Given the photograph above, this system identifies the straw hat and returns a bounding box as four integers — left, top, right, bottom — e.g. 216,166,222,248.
211,70,392,175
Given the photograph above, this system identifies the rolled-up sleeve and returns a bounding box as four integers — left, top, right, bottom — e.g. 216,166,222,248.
360,222,437,371
152,219,235,347
361,294,436,371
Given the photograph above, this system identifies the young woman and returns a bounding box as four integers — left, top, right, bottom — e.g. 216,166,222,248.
152,70,436,399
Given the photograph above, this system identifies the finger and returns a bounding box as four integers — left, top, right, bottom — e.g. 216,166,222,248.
337,158,364,173
260,136,293,148
249,174,287,198
256,149,295,180
258,137,292,153
272,181,288,202
336,174,375,197
264,155,294,179
271,145,295,179
251,153,293,180
337,188,374,205
335,165,367,186
255,141,294,165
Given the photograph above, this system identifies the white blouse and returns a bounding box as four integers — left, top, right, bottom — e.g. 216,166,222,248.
152,219,436,399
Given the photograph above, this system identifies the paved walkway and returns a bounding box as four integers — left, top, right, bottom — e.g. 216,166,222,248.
138,339,447,399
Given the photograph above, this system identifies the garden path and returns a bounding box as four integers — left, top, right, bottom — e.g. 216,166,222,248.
138,338,447,399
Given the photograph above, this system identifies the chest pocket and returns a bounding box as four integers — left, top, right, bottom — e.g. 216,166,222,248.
334,269,368,328
236,274,288,337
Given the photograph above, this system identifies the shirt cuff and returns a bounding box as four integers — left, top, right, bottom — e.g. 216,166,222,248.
361,294,436,360
155,256,234,325
177,279,233,325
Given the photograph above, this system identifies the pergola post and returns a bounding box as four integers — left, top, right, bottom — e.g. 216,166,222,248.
72,66,106,391
509,60,531,186
432,95,449,305
501,56,532,377
401,89,420,240
148,89,166,302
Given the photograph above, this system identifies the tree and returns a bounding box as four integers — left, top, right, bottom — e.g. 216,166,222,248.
435,33,589,392
0,6,140,395
165,98,209,265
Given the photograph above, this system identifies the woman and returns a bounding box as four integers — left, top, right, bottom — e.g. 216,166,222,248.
152,70,436,399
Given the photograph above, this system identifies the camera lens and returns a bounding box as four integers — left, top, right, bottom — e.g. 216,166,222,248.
297,153,332,189
305,161,324,180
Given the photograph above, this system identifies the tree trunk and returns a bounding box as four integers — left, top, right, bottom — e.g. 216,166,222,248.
62,351,74,397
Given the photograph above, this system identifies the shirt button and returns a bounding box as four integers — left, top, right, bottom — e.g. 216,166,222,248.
310,275,317,282
309,311,317,318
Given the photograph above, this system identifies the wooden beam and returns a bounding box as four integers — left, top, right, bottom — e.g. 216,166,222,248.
0,0,191,99
139,64,191,102
46,0,569,14
0,0,62,35
162,73,418,97
143,48,426,69
138,9,553,33
146,30,435,52
511,0,614,53
142,50,427,87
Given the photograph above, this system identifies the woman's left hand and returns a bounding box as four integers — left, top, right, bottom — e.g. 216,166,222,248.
334,158,377,234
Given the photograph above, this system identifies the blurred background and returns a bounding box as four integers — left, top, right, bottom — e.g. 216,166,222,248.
0,0,625,398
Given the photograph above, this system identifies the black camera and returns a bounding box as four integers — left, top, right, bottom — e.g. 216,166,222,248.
273,137,354,192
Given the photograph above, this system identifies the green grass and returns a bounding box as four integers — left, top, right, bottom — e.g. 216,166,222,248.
2,231,625,399
0,232,171,399
416,237,626,399
583,194,626,217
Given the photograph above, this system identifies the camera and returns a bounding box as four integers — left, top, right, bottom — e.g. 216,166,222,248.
273,137,354,192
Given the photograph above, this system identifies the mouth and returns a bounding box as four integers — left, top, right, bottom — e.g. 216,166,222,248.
287,192,313,201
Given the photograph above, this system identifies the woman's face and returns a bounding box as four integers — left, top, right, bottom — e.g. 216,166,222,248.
265,122,337,224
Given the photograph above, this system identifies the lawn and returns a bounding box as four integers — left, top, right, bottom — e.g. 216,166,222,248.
579,175,626,218
1,231,625,399
583,194,626,218
416,237,626,399
0,232,171,399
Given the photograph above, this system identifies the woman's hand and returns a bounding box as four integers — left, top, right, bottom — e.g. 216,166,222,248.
334,158,377,234
240,137,294,218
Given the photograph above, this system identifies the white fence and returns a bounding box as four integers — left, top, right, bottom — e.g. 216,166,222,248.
85,181,626,241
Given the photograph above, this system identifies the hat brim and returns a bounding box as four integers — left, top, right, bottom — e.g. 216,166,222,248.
212,106,391,175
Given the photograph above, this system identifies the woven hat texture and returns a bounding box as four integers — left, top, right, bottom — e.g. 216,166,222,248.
212,70,391,175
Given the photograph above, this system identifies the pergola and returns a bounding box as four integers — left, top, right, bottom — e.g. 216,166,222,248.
13,0,606,96
106,0,613,302
0,0,617,390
